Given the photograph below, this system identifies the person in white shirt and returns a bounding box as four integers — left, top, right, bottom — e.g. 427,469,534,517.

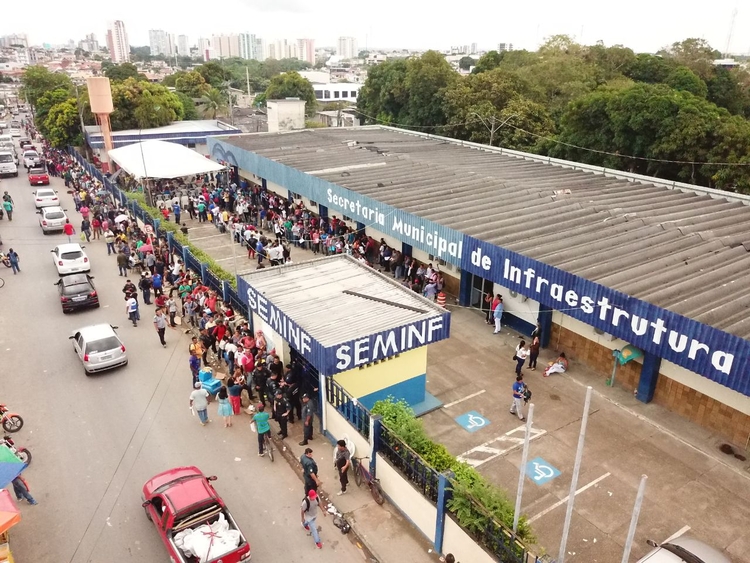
514,341,529,376
125,296,138,327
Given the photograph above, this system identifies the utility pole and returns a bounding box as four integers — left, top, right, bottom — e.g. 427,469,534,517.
470,112,518,147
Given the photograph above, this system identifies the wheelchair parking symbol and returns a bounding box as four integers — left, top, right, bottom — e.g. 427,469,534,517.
455,411,490,433
525,457,561,485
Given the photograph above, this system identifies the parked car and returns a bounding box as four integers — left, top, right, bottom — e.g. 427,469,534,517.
69,324,127,375
636,535,732,563
37,206,68,234
56,273,99,313
0,151,17,177
9,128,20,138
51,243,90,275
28,166,49,185
18,138,31,149
23,150,40,168
33,187,59,208
141,466,251,563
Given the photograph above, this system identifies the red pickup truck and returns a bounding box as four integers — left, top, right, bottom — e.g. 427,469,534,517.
142,466,251,562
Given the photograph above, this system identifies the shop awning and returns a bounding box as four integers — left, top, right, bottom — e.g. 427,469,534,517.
107,140,225,180
0,490,20,534
0,445,25,489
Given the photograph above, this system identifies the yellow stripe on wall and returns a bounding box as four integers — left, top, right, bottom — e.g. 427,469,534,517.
333,347,427,398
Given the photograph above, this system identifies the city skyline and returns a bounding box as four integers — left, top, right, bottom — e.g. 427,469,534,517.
1,0,750,55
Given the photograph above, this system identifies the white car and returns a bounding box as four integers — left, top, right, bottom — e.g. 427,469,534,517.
636,535,732,562
51,243,90,275
22,150,40,168
33,187,59,208
0,122,6,130
38,206,68,234
69,324,128,375
9,128,20,138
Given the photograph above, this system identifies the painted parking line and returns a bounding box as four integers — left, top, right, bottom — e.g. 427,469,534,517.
443,390,486,408
187,233,227,242
526,472,611,524
457,424,547,468
663,525,691,543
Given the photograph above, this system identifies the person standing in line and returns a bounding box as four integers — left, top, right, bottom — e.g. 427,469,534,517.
217,386,233,428
299,394,314,446
117,250,128,276
138,272,153,305
153,308,168,347
190,382,211,426
514,340,529,376
12,476,37,505
125,294,138,327
484,293,494,325
300,447,321,494
253,403,271,456
510,375,526,421
80,218,91,242
7,248,19,274
166,296,178,327
528,334,540,371
227,375,243,415
189,349,201,387
104,228,116,255
334,439,351,496
493,296,504,334
300,489,325,549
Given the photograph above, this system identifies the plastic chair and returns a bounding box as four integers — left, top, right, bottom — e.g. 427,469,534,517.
198,368,221,395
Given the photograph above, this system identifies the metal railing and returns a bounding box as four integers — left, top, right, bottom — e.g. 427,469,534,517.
325,378,370,439
378,424,440,504
204,268,223,294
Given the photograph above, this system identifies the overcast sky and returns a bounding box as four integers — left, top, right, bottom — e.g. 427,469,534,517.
2,0,749,55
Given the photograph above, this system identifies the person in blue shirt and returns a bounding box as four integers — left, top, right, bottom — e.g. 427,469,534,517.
510,375,526,421
253,404,272,456
172,202,181,224
493,298,504,334
256,239,265,265
152,273,163,296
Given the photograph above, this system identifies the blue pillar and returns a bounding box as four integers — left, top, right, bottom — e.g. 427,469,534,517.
538,305,553,348
319,204,328,220
221,280,230,303
153,218,161,235
370,414,382,478
434,470,454,554
402,242,412,257
200,263,209,285
356,221,366,234
182,245,188,266
458,272,472,307
636,353,661,403
261,178,267,190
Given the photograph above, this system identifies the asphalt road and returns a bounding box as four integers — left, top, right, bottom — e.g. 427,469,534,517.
0,164,360,562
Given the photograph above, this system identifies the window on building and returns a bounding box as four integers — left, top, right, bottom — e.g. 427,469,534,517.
309,200,318,207
342,91,348,98
333,91,340,98
351,91,357,97
342,215,352,222
314,90,323,98
187,142,196,148
324,91,330,99
290,191,301,199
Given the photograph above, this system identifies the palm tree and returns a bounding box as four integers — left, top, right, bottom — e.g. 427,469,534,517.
196,87,227,119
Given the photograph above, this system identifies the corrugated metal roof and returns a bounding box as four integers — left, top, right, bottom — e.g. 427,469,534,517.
222,127,750,340
240,254,447,346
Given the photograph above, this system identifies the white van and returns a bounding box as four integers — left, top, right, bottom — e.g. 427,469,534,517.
0,135,11,145
0,150,18,177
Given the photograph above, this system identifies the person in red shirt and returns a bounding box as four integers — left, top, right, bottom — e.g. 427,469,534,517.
63,219,75,242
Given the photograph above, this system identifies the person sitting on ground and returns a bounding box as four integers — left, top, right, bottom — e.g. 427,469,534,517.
543,352,568,377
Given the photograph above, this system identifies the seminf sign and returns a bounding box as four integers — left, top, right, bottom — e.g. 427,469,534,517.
239,276,450,376
461,236,750,393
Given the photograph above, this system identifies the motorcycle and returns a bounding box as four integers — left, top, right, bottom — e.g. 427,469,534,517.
0,404,23,433
2,435,30,464
0,252,10,268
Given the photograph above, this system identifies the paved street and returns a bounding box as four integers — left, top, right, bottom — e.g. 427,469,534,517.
0,169,371,562
182,212,749,562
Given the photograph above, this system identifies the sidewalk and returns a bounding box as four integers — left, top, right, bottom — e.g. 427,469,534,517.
179,214,750,562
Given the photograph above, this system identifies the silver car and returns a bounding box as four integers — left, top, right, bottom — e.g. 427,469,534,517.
38,206,68,233
69,324,128,375
637,535,732,563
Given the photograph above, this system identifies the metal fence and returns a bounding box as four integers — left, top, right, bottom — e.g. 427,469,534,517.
184,249,202,277
325,378,370,439
378,424,440,503
204,268,223,295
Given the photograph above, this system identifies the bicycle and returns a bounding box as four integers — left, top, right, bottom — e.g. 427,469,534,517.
0,277,4,289
262,432,274,462
352,456,385,505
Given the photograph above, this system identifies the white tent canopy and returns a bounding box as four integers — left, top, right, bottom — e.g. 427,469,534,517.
107,140,225,180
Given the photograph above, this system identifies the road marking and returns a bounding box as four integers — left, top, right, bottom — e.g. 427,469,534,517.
527,472,611,524
663,525,691,543
525,457,562,485
457,424,547,467
213,256,237,262
188,233,227,242
443,390,486,408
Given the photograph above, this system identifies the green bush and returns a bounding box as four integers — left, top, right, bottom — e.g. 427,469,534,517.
122,192,237,289
372,398,534,544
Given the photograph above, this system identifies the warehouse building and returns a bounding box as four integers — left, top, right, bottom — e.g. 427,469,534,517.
208,126,750,446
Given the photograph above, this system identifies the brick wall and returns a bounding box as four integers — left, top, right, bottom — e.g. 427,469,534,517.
551,322,750,447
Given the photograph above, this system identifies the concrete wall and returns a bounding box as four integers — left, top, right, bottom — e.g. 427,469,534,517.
267,100,306,133
252,311,290,363
324,401,371,457
443,516,495,563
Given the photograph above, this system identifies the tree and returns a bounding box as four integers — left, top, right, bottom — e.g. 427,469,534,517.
175,70,211,99
658,38,720,80
706,66,749,116
625,53,678,84
35,87,73,126
109,78,184,130
665,67,708,98
161,71,184,88
472,51,504,74
130,46,151,62
357,59,410,124
197,61,233,88
403,51,456,128
174,91,199,120
44,99,82,148
264,71,317,116
20,66,72,107
196,87,228,119
104,62,143,82
458,56,476,71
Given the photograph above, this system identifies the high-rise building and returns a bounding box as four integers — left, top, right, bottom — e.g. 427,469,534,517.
497,43,513,52
337,36,358,60
211,34,241,59
177,35,190,56
199,37,212,61
149,29,172,57
0,34,29,49
297,39,315,65
106,20,130,63
79,33,99,53
239,33,264,60
470,42,478,54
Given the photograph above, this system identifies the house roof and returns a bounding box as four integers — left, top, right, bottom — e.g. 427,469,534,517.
220,126,750,340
